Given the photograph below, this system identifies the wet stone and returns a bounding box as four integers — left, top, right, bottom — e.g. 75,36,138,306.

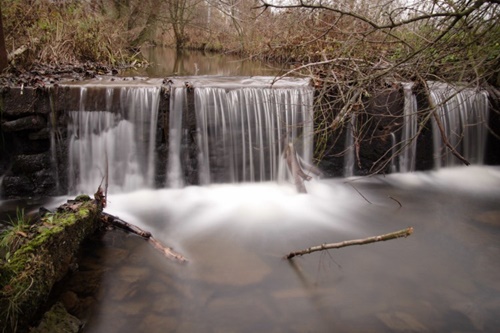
1,115,47,132
451,302,485,331
377,312,428,332
191,239,271,286
29,127,51,140
31,302,82,333
66,270,103,296
60,291,79,314
116,264,151,283
107,281,139,301
146,281,169,294
116,299,149,316
151,294,182,313
12,153,51,173
98,246,130,267
473,210,500,228
140,314,178,332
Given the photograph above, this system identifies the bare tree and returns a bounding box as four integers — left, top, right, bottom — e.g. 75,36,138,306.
165,0,205,49
0,4,8,71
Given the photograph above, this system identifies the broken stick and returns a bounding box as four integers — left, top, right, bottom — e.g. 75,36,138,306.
101,212,188,263
285,142,312,193
285,227,414,259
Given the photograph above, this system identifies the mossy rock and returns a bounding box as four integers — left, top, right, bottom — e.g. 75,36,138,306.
0,197,103,332
31,302,82,333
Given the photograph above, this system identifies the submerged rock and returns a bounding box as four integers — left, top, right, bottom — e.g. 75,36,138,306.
31,302,82,333
190,238,271,286
377,311,428,332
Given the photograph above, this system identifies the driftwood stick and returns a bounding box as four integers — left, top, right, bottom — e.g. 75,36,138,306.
285,227,414,259
285,143,312,193
150,237,188,263
101,212,187,263
102,212,151,238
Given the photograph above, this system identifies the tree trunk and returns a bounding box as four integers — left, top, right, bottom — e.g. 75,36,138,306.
0,4,9,72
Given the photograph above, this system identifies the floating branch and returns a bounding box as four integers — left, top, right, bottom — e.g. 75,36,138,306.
101,212,188,263
285,227,413,259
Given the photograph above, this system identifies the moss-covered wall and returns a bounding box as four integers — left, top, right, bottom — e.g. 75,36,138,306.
0,195,103,332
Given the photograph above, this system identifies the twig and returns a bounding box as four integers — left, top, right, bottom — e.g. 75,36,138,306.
388,196,402,208
101,212,188,263
149,237,188,264
347,182,372,204
285,227,413,259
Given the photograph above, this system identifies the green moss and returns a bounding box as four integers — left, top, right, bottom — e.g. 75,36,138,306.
0,197,102,332
74,194,91,202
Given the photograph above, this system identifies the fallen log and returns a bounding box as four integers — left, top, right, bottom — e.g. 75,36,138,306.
101,212,188,264
285,227,414,259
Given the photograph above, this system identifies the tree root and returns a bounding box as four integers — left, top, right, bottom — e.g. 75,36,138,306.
285,227,413,259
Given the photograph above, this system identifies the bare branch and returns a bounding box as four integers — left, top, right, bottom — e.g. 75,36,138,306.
285,227,414,259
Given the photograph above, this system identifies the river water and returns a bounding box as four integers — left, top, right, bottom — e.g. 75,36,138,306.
122,47,285,77
5,165,494,332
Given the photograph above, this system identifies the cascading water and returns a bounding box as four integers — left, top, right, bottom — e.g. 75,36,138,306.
193,83,314,184
342,82,490,176
428,82,489,168
166,87,187,188
66,77,313,193
67,85,160,194
344,115,357,177
398,82,418,172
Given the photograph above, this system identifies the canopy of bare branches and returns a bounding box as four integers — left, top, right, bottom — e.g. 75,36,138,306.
0,0,497,89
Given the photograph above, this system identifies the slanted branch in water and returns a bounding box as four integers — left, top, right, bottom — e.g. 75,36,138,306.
285,227,413,259
285,142,312,193
101,212,188,263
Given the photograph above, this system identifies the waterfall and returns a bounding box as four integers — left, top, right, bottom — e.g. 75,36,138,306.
67,86,160,194
193,86,313,184
343,115,357,177
428,82,489,168
399,82,418,172
166,87,187,188
65,77,313,193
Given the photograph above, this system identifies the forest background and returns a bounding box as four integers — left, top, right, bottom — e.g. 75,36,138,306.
0,0,498,88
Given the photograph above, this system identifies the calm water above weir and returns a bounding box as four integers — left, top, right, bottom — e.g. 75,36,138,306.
122,47,286,77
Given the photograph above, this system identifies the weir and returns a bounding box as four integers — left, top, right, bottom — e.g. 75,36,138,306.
341,82,491,176
66,77,314,193
67,85,160,194
0,77,497,198
428,82,490,168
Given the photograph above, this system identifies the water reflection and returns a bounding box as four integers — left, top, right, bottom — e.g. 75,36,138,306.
122,47,285,77
74,166,500,332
